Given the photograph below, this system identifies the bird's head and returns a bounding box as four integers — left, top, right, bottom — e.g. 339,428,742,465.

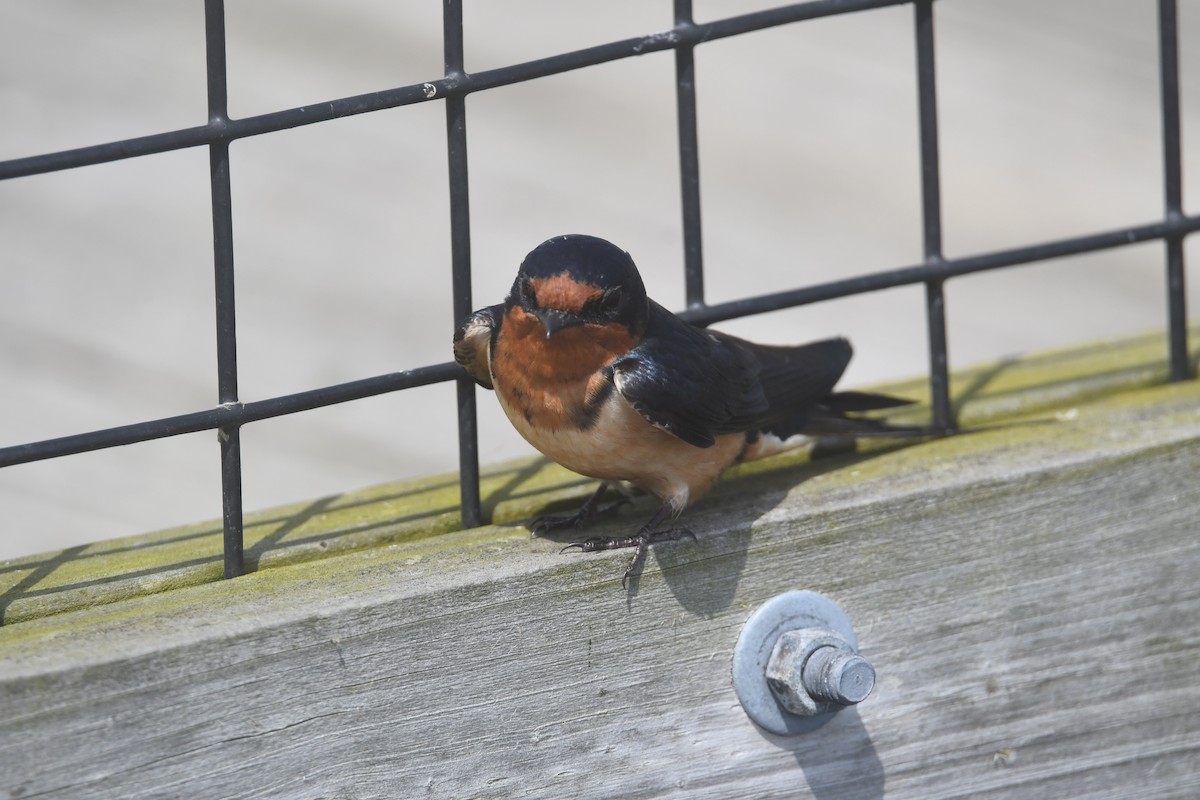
507,234,650,339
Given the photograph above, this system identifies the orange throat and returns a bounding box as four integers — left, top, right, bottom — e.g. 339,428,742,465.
492,305,637,431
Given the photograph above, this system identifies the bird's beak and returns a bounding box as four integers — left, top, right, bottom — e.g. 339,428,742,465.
533,308,585,338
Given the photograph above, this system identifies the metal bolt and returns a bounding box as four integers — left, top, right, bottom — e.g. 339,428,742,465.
764,628,874,716
732,590,875,735
802,645,875,705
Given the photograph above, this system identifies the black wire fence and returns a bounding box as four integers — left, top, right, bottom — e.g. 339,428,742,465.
0,0,1193,579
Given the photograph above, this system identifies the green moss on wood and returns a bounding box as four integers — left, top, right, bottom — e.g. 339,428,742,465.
1,324,1196,627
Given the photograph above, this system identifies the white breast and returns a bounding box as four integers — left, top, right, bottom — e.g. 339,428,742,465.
496,388,744,514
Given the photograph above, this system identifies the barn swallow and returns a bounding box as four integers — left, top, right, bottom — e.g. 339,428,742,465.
454,234,928,586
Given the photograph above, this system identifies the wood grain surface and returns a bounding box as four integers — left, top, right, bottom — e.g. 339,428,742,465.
1,373,1197,798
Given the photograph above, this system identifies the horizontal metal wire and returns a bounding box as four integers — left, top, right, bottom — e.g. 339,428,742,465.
0,364,460,468
681,215,1200,327
0,0,1191,579
0,0,906,182
3,212,1194,470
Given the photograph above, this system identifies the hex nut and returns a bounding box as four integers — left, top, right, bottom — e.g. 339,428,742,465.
764,629,854,716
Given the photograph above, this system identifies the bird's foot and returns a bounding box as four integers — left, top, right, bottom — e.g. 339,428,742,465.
561,527,696,588
530,497,631,535
559,527,695,553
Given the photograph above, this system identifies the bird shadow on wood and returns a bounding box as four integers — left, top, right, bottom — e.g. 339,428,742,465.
527,438,929,615
652,442,913,617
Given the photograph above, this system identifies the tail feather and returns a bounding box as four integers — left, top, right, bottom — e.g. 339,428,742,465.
761,405,935,441
823,390,915,413
714,330,941,443
794,410,934,438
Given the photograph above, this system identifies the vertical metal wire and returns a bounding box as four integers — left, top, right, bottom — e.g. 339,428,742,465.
914,0,953,431
444,0,483,528
204,0,244,577
674,0,706,308
1157,0,1191,381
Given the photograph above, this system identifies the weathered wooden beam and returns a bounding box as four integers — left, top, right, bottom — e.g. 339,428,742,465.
1,330,1198,798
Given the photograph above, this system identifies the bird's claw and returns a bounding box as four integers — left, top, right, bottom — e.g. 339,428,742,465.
531,497,631,536
560,534,641,553
559,526,694,553
561,527,697,588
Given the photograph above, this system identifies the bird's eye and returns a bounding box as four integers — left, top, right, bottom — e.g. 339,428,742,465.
600,287,623,311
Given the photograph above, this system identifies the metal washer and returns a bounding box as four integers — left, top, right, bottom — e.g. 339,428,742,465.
731,589,859,735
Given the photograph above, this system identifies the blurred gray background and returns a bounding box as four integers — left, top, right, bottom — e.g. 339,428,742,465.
1,0,1197,561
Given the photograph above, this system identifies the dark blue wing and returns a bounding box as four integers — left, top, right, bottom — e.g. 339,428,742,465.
745,336,853,417
737,336,925,439
610,303,769,448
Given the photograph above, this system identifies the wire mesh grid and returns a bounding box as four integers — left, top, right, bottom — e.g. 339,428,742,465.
0,0,1193,579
